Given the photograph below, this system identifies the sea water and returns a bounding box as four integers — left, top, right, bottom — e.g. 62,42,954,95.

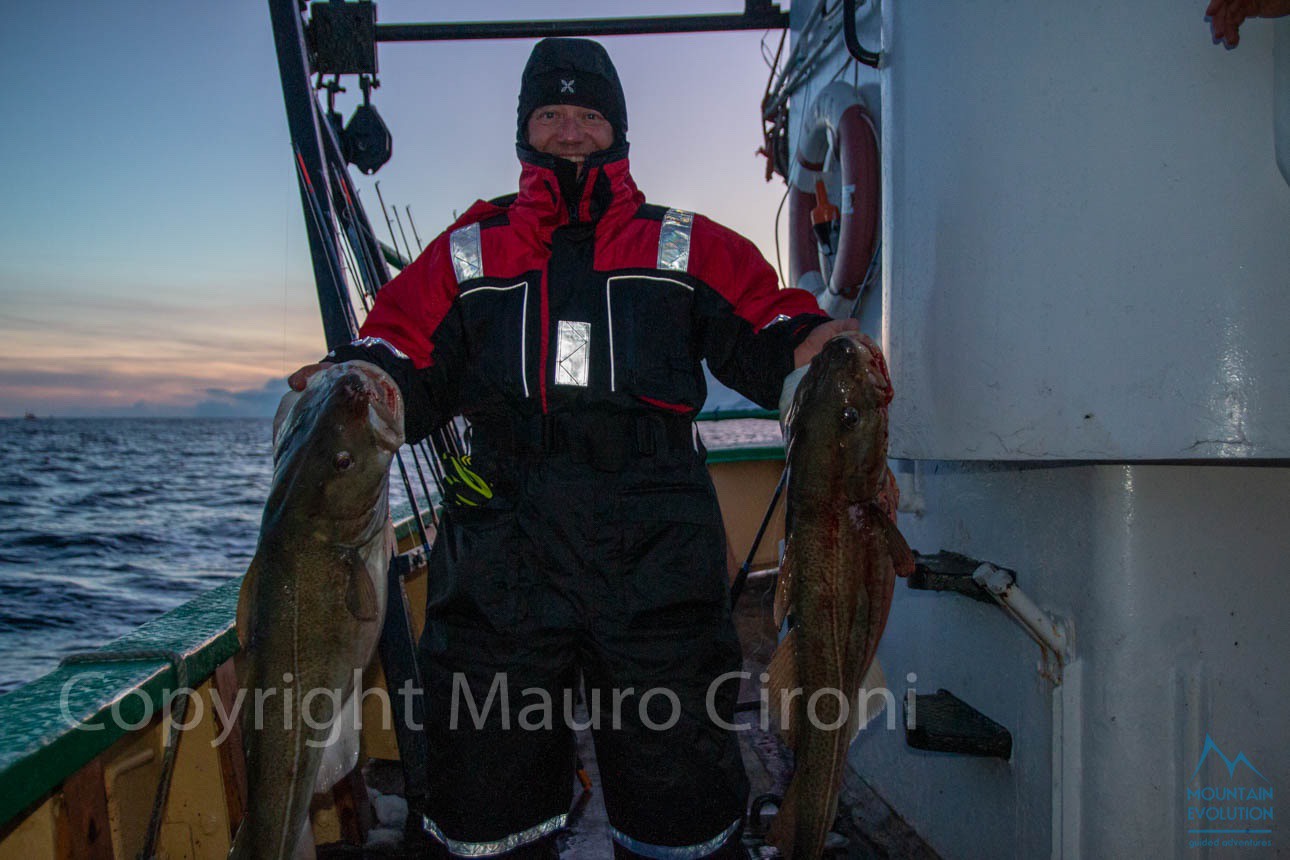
0,418,277,694
0,415,776,696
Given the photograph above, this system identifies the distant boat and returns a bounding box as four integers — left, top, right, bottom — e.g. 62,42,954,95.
23,412,37,421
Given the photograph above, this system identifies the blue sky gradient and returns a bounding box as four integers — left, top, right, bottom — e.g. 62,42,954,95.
0,2,790,416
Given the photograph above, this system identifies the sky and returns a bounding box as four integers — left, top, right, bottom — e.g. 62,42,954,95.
0,2,793,417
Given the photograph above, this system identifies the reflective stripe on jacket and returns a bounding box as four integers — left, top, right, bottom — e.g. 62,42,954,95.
330,145,828,444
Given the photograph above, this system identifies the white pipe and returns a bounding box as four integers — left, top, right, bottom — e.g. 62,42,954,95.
972,563,1071,660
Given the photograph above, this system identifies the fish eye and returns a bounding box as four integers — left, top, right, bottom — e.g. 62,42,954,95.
334,451,353,471
841,407,860,428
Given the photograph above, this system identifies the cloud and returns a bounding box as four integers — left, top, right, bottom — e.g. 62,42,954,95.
190,378,288,418
0,370,289,418
0,368,120,389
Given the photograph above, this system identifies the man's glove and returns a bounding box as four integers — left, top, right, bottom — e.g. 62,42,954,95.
439,452,494,507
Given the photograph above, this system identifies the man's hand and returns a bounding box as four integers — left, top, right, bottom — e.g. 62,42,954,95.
793,318,861,368
1207,0,1290,47
288,362,334,392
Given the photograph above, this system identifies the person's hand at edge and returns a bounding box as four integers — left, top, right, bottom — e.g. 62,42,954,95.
793,318,861,368
288,362,334,392
1207,0,1290,48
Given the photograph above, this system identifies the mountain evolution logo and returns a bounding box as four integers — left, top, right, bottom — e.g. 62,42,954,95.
1191,734,1270,783
1184,734,1275,851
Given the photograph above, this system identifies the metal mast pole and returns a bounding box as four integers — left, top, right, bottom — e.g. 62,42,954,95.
267,0,355,349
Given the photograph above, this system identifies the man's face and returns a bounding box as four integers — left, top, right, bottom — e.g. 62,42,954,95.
526,104,614,165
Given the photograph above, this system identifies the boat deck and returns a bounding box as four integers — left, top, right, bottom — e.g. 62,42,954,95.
318,571,937,859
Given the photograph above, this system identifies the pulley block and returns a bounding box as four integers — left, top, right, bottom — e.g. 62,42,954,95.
343,102,392,174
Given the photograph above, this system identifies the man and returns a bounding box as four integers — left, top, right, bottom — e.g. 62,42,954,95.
292,38,854,859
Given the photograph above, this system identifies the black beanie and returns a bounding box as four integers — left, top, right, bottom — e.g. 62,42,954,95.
517,38,628,145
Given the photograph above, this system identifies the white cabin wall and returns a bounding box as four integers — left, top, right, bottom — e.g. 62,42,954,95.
790,0,1289,460
857,462,1290,859
782,2,1290,857
886,0,1288,460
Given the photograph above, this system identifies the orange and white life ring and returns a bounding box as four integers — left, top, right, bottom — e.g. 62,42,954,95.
788,82,880,318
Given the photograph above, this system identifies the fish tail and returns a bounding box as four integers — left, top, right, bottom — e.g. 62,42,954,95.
766,775,836,859
770,724,850,858
766,778,800,859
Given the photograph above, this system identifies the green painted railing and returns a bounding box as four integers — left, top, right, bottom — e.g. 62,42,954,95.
697,408,784,463
706,443,785,464
696,406,777,422
0,578,241,827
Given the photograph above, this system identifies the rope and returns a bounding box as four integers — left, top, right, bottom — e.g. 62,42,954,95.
59,648,190,860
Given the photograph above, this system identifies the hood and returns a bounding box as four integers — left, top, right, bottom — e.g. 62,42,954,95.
516,37,628,146
511,142,644,234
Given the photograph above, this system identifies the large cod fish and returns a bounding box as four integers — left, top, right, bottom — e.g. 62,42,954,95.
766,333,914,859
230,361,403,859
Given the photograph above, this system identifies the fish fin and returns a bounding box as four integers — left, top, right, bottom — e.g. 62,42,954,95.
852,657,888,737
313,689,362,794
235,554,264,650
876,465,901,523
772,543,794,628
875,505,916,578
766,627,800,750
273,389,303,449
345,554,381,621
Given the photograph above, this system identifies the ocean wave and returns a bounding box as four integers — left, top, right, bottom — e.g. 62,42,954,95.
0,474,45,489
71,486,164,505
5,531,165,553
0,612,81,632
0,417,278,691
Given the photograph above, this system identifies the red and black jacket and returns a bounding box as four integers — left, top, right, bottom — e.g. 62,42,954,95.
329,144,829,444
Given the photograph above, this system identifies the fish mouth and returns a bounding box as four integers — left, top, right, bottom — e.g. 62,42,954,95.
821,332,893,405
336,363,406,452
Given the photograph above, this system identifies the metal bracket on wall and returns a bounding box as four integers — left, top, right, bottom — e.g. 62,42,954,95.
906,550,1001,604
905,688,1013,759
907,552,1073,681
843,0,882,67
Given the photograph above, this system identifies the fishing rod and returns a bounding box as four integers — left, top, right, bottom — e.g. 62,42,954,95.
316,90,464,518
395,205,476,468
406,205,424,251
292,147,361,336
370,184,470,472
312,139,442,541
406,445,440,511
373,181,405,268
729,465,788,607
316,147,441,522
728,468,788,717
392,206,415,270
318,105,389,301
390,202,466,478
